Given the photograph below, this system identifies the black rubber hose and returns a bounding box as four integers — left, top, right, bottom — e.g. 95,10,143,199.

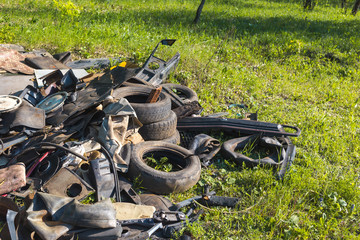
35,142,89,161
100,145,121,202
7,141,89,166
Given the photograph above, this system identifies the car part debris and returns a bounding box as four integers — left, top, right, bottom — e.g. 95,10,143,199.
27,193,74,240
66,57,121,70
6,209,18,240
118,175,142,204
9,177,41,199
60,69,79,91
0,197,19,221
97,113,130,169
172,101,203,119
63,141,88,166
0,133,28,152
162,209,204,238
100,146,122,202
169,191,216,211
153,210,187,224
222,135,296,174
139,194,173,211
119,210,189,239
0,47,34,75
139,110,177,141
89,158,116,201
97,98,141,172
0,74,34,95
74,224,123,240
119,210,186,226
204,112,229,118
0,41,301,240
19,85,44,106
33,154,61,184
0,95,22,113
52,51,71,64
188,133,221,167
76,161,91,184
146,86,162,103
40,69,63,87
34,69,89,88
222,134,282,167
7,141,88,168
198,195,239,207
133,39,180,86
25,55,69,70
114,202,156,220
0,163,26,195
35,91,67,115
0,101,46,134
112,86,172,124
161,83,198,106
42,167,94,200
26,151,52,177
177,117,301,137
39,193,116,228
27,193,116,240
122,222,162,240
128,141,201,194
58,198,116,228
45,70,117,126
277,144,296,179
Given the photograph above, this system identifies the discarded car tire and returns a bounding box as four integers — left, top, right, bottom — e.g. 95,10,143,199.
112,86,171,124
128,141,201,194
161,83,198,103
222,135,281,168
160,130,181,145
138,111,177,141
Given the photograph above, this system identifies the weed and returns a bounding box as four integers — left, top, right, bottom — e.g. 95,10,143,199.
52,0,82,19
80,192,96,204
144,155,173,172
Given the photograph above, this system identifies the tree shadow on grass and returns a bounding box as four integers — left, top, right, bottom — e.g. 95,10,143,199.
2,3,359,50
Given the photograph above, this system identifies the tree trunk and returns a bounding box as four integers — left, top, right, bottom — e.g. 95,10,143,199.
304,0,315,10
352,0,360,15
193,0,206,24
341,0,347,8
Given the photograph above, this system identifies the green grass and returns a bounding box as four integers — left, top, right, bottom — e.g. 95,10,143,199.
1,0,360,238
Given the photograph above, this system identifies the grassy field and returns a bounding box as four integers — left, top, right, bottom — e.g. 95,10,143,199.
1,0,360,238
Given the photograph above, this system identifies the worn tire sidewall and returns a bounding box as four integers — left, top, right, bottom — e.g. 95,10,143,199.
129,141,201,194
161,83,198,102
112,86,171,124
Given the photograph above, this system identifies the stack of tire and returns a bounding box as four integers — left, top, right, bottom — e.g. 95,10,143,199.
113,84,202,195
112,85,180,144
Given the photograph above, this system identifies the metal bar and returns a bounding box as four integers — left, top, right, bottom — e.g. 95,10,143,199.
177,117,301,137
6,210,18,240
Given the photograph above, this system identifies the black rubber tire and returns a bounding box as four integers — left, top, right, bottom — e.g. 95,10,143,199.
112,86,171,124
159,130,180,145
161,83,198,103
138,111,177,141
128,141,201,194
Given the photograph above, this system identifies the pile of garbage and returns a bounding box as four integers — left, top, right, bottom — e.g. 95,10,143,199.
0,40,300,239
